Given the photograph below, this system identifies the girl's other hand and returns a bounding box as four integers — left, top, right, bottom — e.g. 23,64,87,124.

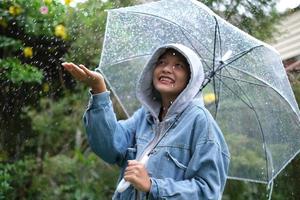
62,62,106,94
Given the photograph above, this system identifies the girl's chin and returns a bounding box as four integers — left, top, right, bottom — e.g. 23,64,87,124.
155,87,181,96
155,85,174,91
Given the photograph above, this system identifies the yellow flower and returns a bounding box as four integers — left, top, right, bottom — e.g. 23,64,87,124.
64,0,73,5
203,93,216,105
44,0,53,4
23,47,33,58
54,24,67,39
9,5,22,16
43,83,50,92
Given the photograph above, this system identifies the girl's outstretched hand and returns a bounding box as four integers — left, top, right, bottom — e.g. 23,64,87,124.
62,62,106,94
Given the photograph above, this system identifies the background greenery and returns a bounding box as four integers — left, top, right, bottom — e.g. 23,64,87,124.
0,0,299,199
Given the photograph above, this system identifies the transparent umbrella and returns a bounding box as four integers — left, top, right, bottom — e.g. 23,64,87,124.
98,0,300,185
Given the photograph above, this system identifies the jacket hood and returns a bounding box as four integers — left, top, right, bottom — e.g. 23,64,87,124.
136,43,205,120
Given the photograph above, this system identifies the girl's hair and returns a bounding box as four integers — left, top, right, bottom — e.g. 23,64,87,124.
158,48,190,69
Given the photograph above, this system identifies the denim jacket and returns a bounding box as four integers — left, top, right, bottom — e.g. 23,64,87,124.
84,44,230,199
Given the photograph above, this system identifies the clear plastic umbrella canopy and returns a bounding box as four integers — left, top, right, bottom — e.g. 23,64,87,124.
98,0,300,184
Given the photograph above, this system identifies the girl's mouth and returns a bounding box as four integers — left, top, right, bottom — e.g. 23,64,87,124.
159,76,175,84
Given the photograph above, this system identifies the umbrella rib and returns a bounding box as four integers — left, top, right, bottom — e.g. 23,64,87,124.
212,16,218,71
178,27,212,71
213,16,223,59
226,65,300,119
216,74,268,87
213,73,270,181
200,45,263,90
116,10,214,70
214,70,222,118
252,108,271,182
212,75,254,109
212,21,218,113
221,65,256,109
216,45,263,72
218,63,300,183
204,45,263,111
100,53,152,68
212,16,223,115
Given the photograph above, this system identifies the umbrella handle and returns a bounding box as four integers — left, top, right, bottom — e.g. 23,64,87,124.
116,178,131,193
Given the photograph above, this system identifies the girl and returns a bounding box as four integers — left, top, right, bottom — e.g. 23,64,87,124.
62,43,230,200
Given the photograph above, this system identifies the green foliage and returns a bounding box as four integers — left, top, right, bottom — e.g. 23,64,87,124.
0,0,67,38
0,58,43,84
224,132,266,181
13,86,119,199
289,73,300,107
0,166,12,199
64,0,137,67
23,87,88,155
29,153,119,200
223,180,267,200
0,157,36,200
293,84,300,107
0,154,119,199
201,0,281,41
0,35,22,51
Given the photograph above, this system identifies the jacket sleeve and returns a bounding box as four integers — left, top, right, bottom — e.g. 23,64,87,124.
83,91,142,166
149,110,230,200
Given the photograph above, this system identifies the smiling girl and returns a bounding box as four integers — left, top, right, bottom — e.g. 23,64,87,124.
62,43,230,200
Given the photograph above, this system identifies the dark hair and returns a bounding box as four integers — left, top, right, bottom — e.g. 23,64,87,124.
158,48,190,69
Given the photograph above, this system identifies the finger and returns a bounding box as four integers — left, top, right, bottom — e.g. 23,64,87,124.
127,160,140,166
61,62,73,71
124,169,140,182
125,165,137,173
66,63,88,80
125,164,143,172
62,62,78,73
124,174,137,183
124,169,137,176
78,64,92,75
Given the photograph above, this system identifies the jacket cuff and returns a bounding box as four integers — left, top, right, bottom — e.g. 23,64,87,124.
149,178,159,199
87,90,111,109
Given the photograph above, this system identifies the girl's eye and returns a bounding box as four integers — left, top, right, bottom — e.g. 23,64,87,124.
174,64,184,69
156,60,166,66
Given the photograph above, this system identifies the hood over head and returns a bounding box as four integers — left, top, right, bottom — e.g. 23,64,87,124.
136,43,205,120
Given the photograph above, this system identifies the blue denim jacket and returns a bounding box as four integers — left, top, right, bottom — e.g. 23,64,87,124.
84,44,230,199
84,92,229,200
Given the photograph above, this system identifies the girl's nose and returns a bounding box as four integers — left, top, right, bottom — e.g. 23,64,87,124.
162,64,174,73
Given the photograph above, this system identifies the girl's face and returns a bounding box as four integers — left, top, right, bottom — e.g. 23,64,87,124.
152,50,190,100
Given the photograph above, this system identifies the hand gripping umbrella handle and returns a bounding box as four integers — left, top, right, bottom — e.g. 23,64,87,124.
116,155,150,193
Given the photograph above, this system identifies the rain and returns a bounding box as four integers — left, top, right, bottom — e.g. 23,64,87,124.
0,0,300,199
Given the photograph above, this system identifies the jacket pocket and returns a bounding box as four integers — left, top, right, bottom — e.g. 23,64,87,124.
166,151,187,170
147,147,190,180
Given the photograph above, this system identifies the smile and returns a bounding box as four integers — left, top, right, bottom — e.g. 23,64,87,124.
159,76,175,84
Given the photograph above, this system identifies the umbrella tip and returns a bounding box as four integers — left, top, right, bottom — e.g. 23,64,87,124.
221,50,233,63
